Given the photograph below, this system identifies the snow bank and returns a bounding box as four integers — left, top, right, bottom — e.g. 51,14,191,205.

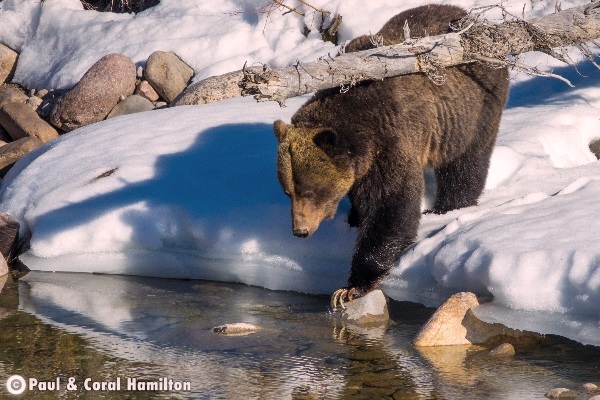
1,0,600,345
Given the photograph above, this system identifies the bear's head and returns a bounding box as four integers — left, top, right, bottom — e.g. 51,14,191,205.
274,120,358,238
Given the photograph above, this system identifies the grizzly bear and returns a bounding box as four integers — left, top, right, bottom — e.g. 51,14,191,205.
273,4,509,308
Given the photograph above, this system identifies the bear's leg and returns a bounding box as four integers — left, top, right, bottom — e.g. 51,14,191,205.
332,164,423,308
432,133,496,214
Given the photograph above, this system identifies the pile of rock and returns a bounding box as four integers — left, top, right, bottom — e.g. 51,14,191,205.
0,41,195,176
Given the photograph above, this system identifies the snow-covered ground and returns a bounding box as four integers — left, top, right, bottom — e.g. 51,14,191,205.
1,0,600,345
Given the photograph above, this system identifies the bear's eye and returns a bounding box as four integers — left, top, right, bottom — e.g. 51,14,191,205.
300,191,315,199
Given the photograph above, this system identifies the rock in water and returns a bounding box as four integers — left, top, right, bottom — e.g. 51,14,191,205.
49,53,136,132
334,289,389,326
145,51,194,103
583,383,599,391
545,388,578,398
489,343,515,357
212,323,262,336
413,292,478,346
0,213,19,261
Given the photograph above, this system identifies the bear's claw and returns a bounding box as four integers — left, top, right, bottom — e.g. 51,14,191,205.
331,288,357,310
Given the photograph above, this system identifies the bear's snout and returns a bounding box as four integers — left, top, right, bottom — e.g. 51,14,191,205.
293,228,310,238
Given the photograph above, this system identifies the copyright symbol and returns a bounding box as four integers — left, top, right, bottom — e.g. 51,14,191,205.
6,375,26,395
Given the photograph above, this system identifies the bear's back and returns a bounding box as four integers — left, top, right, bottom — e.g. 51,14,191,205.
345,4,467,53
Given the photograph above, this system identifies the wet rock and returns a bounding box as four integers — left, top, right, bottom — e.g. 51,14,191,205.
0,44,18,84
107,95,155,119
0,136,43,175
413,292,544,347
135,80,160,102
0,213,19,261
0,102,59,143
212,323,262,336
584,383,599,391
49,53,136,132
545,388,578,398
413,292,479,346
489,342,515,357
172,70,243,106
0,87,28,108
335,289,389,326
145,51,194,102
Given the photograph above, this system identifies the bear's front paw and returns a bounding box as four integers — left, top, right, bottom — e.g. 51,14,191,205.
331,287,366,310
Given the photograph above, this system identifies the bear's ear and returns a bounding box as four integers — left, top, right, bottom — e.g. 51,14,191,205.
273,120,288,143
313,129,338,158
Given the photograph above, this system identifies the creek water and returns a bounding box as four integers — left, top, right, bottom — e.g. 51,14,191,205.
0,271,598,399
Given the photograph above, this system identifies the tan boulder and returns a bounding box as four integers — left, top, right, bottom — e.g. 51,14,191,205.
0,136,43,175
135,80,160,102
145,51,194,103
0,44,18,84
413,292,545,347
0,87,28,108
0,102,59,143
49,53,136,132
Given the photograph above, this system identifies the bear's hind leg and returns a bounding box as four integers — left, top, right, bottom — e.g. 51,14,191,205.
432,134,496,214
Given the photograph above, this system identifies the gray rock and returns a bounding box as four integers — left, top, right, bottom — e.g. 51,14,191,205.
0,44,18,84
107,95,155,119
145,51,194,102
545,388,578,398
489,342,515,357
212,323,262,336
0,213,19,261
35,89,49,99
135,80,160,102
334,289,389,326
49,53,136,132
27,96,43,111
0,136,43,175
0,87,28,108
0,102,59,143
172,70,243,106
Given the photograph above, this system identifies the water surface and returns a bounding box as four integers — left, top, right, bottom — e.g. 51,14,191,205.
0,271,598,399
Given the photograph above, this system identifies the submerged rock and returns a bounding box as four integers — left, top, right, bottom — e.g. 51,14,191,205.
545,388,578,398
583,383,599,391
489,343,515,357
212,323,262,336
333,289,389,326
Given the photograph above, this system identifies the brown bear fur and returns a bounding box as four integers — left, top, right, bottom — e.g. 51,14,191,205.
274,4,509,301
